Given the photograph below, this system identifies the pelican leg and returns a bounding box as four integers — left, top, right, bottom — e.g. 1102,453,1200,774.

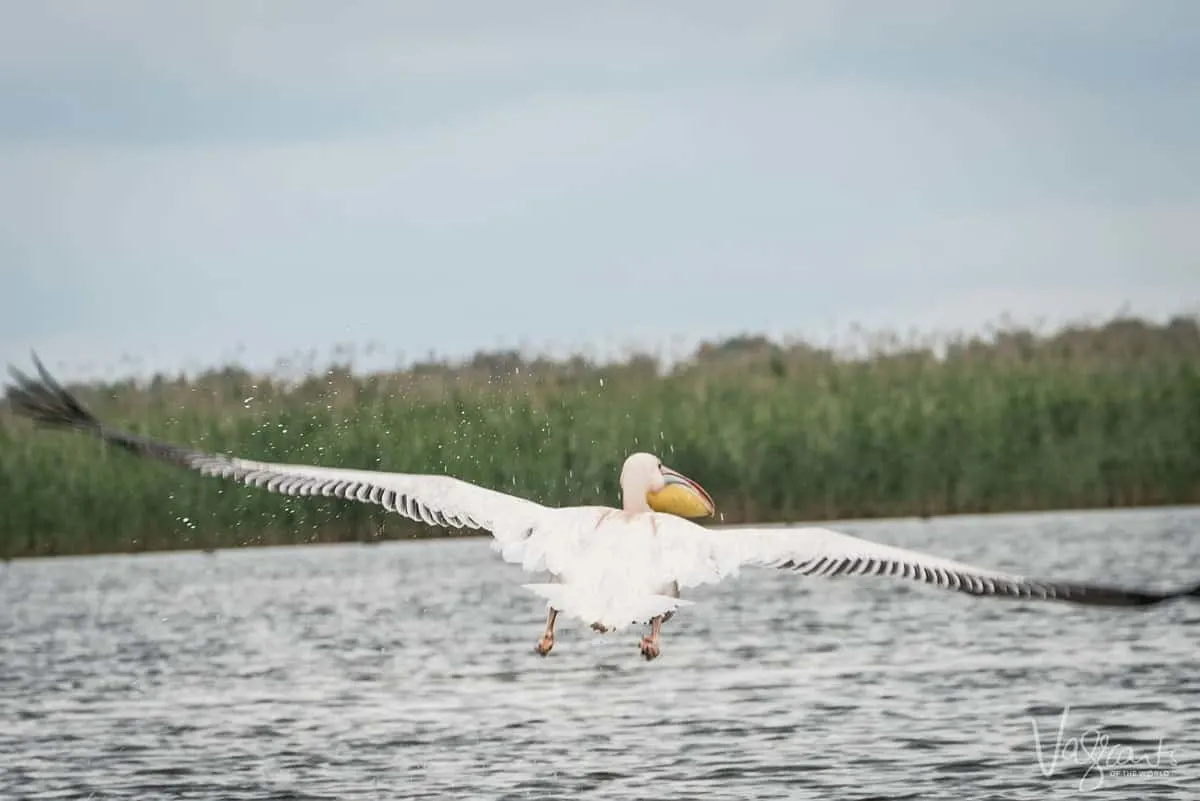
535,607,558,656
639,615,663,661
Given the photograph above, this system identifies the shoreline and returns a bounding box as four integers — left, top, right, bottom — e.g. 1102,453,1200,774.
6,501,1197,563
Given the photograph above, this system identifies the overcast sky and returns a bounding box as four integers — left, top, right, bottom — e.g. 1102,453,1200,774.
1,1,1198,380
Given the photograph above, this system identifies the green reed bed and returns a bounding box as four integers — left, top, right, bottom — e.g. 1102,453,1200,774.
2,318,1198,558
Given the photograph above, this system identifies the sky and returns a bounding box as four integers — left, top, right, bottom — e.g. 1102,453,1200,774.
1,1,1198,381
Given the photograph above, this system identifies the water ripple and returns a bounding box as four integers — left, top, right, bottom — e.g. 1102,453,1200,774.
2,507,1197,800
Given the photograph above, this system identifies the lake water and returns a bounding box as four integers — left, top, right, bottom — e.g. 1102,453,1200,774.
2,507,1197,800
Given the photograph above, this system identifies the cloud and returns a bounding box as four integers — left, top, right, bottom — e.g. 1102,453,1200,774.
2,2,1196,144
0,2,1197,380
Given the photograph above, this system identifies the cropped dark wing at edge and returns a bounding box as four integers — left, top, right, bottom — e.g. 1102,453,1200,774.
5,355,545,544
695,525,1200,608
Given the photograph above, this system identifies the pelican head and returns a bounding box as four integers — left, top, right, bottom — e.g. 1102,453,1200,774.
619,452,715,518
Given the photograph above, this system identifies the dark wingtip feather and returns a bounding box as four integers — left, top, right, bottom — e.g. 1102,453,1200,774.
4,352,100,431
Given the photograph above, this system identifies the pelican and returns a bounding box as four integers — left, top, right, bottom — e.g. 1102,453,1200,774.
6,356,1198,661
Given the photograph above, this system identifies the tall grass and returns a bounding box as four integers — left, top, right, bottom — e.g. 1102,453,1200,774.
2,316,1198,558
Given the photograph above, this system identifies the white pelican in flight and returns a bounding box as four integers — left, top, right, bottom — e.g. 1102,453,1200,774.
7,356,1198,661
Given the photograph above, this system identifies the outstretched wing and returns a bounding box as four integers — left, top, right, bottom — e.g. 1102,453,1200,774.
656,521,1200,607
5,355,548,551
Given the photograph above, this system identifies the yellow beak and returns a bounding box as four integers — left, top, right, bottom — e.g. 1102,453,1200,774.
646,466,716,518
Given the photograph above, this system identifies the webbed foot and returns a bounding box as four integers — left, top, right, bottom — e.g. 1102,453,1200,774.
639,636,660,661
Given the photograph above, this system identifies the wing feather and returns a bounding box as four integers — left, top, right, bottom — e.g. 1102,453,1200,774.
655,521,1200,608
6,356,546,553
